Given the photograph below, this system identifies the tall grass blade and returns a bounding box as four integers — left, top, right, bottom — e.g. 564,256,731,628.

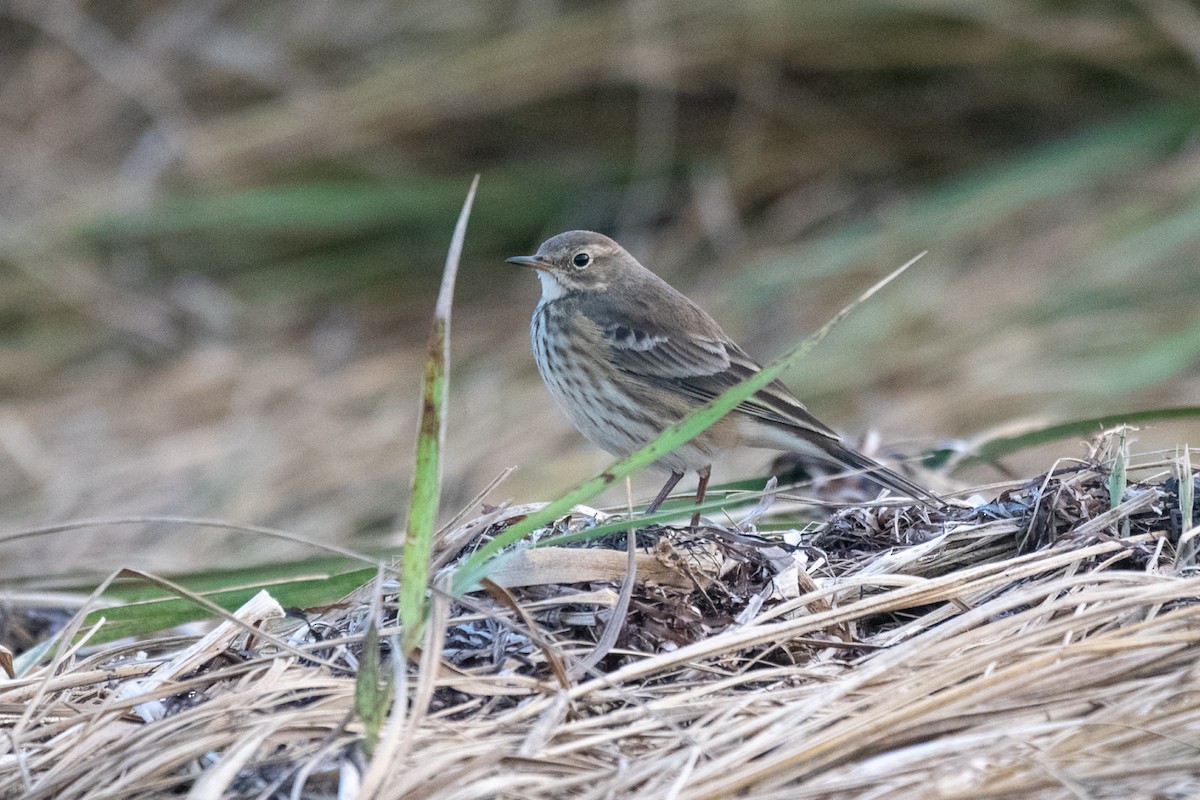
450,252,925,594
400,175,479,657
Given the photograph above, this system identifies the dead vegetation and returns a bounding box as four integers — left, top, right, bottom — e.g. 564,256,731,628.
2,1,1200,584
2,2,1200,797
3,442,1198,799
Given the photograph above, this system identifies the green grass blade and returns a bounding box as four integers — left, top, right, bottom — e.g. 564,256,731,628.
80,570,346,665
83,567,377,646
0,517,385,641
1113,430,1131,537
355,569,393,759
538,495,771,547
450,252,925,594
89,553,371,602
400,175,479,658
928,406,1200,469
1109,429,1128,519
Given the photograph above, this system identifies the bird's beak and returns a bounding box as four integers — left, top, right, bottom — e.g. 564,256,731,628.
505,255,551,272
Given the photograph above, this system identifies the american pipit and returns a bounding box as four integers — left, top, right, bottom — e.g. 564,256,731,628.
507,230,941,525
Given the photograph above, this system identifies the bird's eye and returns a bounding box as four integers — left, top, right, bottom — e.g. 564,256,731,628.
572,252,591,268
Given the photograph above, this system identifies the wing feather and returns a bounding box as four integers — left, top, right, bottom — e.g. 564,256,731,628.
583,284,841,441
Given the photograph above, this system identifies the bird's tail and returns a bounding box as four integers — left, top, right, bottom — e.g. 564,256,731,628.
820,440,944,508
736,416,944,507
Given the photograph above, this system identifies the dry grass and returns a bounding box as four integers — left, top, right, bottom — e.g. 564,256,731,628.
2,4,1200,794
2,0,1200,582
3,442,1197,799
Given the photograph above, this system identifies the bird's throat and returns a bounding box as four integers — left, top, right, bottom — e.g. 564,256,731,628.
537,271,569,301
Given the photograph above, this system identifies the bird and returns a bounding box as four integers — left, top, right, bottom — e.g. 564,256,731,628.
506,230,941,527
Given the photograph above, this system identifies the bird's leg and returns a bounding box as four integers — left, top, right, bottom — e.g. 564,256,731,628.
645,470,684,516
690,465,712,531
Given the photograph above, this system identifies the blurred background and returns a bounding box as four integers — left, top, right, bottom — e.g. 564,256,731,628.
0,0,1198,582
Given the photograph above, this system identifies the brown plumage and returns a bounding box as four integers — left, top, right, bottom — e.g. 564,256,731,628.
507,230,941,523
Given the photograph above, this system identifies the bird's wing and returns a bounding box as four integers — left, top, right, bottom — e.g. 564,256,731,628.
669,337,843,443
585,292,841,442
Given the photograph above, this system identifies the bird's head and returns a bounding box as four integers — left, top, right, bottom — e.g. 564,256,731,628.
506,230,634,299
